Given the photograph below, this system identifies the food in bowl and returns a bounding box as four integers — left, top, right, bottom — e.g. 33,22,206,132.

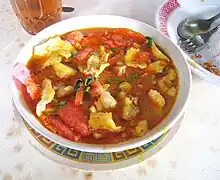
13,28,179,144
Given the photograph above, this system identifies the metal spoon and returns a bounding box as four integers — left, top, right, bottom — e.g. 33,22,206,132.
177,12,220,39
178,24,220,54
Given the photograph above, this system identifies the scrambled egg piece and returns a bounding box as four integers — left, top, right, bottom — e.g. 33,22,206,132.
94,91,117,111
78,54,110,77
53,63,76,78
34,36,73,59
146,60,168,74
135,120,148,137
34,37,75,70
86,55,100,70
123,97,139,120
100,91,117,109
56,85,74,98
148,89,165,108
102,84,110,91
124,47,147,69
36,79,55,117
42,54,62,69
89,112,121,131
151,42,170,62
95,63,110,77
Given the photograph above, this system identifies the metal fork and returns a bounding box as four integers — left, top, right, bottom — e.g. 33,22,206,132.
178,24,220,54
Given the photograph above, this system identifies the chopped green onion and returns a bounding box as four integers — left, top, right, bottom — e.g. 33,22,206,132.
111,47,119,52
58,101,67,108
85,86,91,93
127,73,140,82
53,99,59,103
106,77,124,84
145,36,153,48
84,76,93,86
74,78,83,94
71,50,78,57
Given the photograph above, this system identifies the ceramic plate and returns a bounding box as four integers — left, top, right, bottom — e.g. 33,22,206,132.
13,104,184,171
155,0,220,86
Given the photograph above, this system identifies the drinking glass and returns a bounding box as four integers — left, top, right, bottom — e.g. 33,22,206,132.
10,0,62,34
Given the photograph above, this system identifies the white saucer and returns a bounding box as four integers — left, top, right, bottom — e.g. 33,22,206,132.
13,104,184,171
155,0,220,86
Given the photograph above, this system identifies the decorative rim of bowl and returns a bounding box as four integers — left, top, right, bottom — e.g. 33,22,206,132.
24,120,167,164
12,102,183,171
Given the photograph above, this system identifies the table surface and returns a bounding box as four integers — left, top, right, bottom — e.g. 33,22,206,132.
1,0,220,179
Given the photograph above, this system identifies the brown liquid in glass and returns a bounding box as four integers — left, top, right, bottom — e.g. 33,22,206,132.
10,0,62,34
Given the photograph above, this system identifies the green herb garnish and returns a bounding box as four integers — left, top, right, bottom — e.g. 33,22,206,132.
84,76,93,86
74,78,83,94
53,99,59,103
85,86,91,93
71,50,78,57
127,73,140,82
58,101,67,108
106,77,124,84
111,47,119,52
145,36,153,48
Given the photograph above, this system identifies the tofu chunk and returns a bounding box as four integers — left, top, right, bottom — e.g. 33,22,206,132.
100,91,117,109
167,87,177,97
135,120,148,137
148,89,165,108
122,97,139,120
146,60,168,74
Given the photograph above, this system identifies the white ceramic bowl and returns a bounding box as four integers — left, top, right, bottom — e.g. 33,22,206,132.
12,15,192,153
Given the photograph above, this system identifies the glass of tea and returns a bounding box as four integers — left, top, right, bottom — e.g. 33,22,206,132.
10,0,62,35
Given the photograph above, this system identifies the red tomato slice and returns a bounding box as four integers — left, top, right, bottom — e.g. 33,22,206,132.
111,35,125,47
90,81,104,98
39,115,81,141
135,51,151,64
24,76,41,100
112,28,145,43
75,48,93,65
59,101,90,136
82,33,104,47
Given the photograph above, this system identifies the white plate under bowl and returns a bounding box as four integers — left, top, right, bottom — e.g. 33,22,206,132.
12,15,191,153
12,103,184,171
155,0,220,86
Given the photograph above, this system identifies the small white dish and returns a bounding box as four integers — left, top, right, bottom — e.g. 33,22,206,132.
177,0,220,13
155,0,220,86
12,15,191,153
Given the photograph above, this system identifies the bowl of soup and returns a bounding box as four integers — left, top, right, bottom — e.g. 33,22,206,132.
12,15,191,153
